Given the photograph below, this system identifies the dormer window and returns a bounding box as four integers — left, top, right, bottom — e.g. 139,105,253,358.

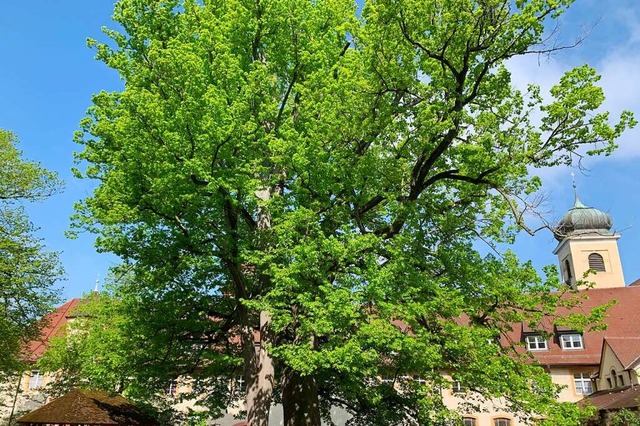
560,333,584,350
588,253,606,272
525,335,547,351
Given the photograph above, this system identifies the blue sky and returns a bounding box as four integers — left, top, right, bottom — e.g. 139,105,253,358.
1,1,639,300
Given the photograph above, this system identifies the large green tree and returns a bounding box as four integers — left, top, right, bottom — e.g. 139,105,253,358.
0,129,62,374
68,0,634,424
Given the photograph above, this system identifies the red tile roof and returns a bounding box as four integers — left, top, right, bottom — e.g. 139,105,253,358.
628,278,640,287
504,286,640,367
24,298,83,362
605,337,640,369
24,285,640,377
582,384,640,411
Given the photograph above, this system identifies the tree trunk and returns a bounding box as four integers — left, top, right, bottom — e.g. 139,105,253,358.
244,311,275,426
282,367,321,426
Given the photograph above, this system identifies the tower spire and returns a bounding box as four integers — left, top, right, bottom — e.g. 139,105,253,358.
554,178,624,289
94,275,100,293
570,171,585,208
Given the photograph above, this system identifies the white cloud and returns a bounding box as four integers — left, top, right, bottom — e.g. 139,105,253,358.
598,52,640,158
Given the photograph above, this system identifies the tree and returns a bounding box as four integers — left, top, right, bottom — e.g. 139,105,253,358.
69,0,634,425
40,274,236,424
610,408,640,426
0,129,62,374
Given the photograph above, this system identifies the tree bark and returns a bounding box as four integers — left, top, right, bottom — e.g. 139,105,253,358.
245,186,276,426
244,311,275,426
282,367,322,426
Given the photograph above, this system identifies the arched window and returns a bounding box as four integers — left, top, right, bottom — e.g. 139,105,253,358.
588,253,606,272
462,418,477,426
494,418,511,426
611,369,618,388
563,258,573,283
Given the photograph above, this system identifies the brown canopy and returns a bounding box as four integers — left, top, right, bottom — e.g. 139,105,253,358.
17,388,159,426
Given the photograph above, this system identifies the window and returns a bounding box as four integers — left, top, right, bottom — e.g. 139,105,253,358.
560,334,584,349
573,373,593,395
563,258,573,283
588,253,606,272
234,375,246,395
462,417,476,426
452,381,466,393
618,374,625,386
236,375,245,389
525,335,547,351
611,369,618,388
28,370,43,389
412,375,427,386
494,418,511,426
165,380,178,397
380,376,394,385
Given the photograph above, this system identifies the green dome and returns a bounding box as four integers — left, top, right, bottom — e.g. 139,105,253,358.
554,197,612,241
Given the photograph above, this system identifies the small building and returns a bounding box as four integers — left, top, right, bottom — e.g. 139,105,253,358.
579,336,640,424
582,385,640,425
16,388,159,426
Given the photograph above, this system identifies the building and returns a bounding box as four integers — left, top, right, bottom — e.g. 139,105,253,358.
3,193,640,426
444,194,640,426
0,298,83,424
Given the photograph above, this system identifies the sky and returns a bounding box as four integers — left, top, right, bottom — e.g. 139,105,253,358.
0,1,639,301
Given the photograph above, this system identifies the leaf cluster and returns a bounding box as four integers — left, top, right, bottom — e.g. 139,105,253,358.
0,129,62,375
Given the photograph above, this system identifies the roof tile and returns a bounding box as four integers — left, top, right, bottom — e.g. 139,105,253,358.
504,286,640,367
16,388,158,425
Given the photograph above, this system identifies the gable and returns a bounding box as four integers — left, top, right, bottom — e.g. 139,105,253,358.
24,298,83,362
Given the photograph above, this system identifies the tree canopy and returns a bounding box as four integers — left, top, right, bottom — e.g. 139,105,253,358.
62,0,634,424
0,129,62,374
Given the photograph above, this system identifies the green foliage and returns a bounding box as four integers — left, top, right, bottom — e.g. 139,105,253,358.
0,129,62,375
66,0,634,424
39,274,236,422
610,408,640,426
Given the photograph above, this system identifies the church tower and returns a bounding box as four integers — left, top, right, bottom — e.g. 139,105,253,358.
553,194,625,289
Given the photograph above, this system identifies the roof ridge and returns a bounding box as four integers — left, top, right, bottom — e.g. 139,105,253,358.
605,336,640,340
626,354,640,370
